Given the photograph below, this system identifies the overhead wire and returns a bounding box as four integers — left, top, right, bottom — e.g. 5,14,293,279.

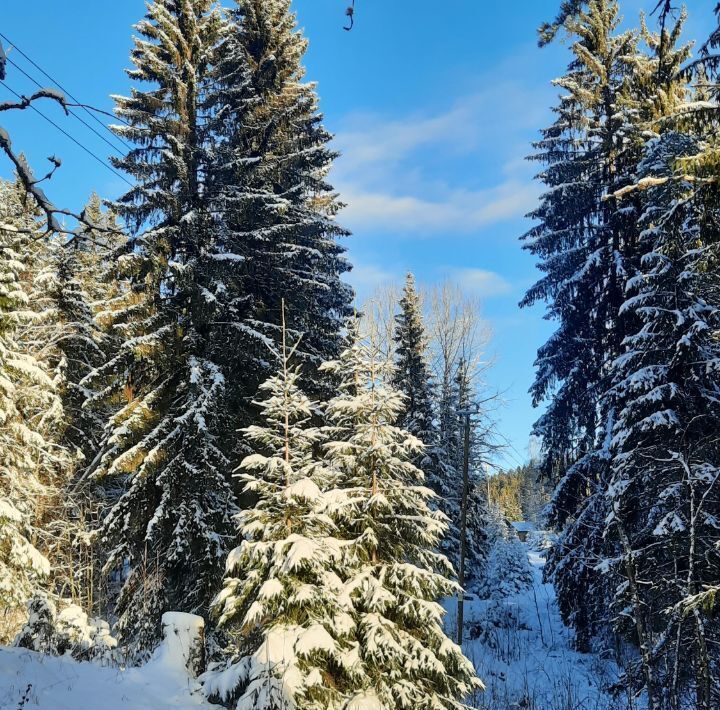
0,79,134,187
4,55,129,156
0,30,132,134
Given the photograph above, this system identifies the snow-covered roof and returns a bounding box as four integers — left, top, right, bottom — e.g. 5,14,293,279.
510,521,536,533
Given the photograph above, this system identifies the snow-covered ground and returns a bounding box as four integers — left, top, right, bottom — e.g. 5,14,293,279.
450,537,627,710
0,634,217,710
1,542,628,710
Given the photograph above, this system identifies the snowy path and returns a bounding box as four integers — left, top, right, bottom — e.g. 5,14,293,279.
0,646,218,710
455,542,623,710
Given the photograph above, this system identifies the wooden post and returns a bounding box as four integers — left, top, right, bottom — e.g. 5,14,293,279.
457,411,471,645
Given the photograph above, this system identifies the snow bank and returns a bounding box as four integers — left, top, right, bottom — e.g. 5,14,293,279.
0,625,217,709
158,612,205,678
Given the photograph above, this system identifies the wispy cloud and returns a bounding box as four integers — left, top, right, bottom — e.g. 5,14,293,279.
332,78,549,235
449,267,514,298
339,180,539,233
344,262,517,306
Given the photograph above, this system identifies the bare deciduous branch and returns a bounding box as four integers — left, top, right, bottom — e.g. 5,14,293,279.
0,55,124,238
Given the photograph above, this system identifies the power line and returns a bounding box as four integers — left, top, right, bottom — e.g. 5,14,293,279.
0,79,134,187
4,55,129,156
0,30,132,142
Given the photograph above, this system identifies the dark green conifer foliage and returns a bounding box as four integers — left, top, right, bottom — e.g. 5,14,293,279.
392,272,436,457
605,132,720,709
522,0,648,647
207,0,353,429
87,0,237,659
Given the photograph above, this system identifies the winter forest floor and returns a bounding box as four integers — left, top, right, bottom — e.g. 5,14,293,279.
0,538,630,710
453,539,627,710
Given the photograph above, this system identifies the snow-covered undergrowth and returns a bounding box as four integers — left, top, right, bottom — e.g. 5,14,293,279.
452,534,628,710
1,541,633,710
0,616,217,710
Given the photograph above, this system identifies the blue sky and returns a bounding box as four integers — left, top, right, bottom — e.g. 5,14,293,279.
0,0,716,467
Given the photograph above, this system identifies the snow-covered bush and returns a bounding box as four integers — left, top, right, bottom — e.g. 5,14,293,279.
14,594,58,654
485,536,534,599
526,529,557,554
475,505,533,600
13,595,118,664
55,604,118,664
467,599,530,656
158,612,205,678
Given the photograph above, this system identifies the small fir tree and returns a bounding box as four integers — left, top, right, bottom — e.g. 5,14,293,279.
321,323,483,708
207,319,357,709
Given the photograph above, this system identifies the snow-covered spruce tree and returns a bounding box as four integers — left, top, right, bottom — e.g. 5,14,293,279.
13,594,58,654
80,196,131,458
43,196,130,614
85,0,237,659
321,323,483,708
604,132,720,710
392,273,473,573
48,240,105,461
2,185,107,621
462,481,491,597
205,324,358,709
475,503,532,601
38,193,125,457
522,0,639,518
0,179,67,641
522,1,691,650
433,372,461,555
206,0,353,422
18,235,98,612
392,273,435,447
426,356,470,575
449,359,493,595
14,192,131,620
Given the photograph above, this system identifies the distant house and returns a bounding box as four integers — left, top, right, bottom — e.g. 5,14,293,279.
509,521,535,542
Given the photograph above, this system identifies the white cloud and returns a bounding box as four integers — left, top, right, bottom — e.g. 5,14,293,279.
450,268,514,298
337,179,539,233
331,78,549,235
334,80,547,174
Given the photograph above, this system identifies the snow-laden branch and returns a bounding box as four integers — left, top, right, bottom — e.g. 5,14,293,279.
0,87,69,114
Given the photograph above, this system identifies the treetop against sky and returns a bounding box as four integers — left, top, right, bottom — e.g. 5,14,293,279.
0,0,715,463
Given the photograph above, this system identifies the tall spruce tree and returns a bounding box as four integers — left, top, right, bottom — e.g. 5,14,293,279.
206,0,353,427
521,0,657,648
605,131,720,709
675,6,720,669
86,0,237,658
522,0,638,514
435,366,461,531
392,273,435,444
448,359,489,595
529,5,717,698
